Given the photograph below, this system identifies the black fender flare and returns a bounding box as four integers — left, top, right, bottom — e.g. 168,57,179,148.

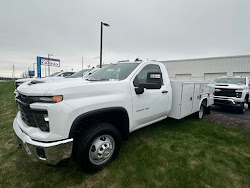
69,107,130,139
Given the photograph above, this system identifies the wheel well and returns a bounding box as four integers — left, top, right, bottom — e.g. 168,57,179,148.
69,108,129,141
245,94,249,101
202,98,207,106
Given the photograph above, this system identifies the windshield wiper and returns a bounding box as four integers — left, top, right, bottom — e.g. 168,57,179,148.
86,78,109,81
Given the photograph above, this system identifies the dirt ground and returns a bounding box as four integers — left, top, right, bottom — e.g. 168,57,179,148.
204,114,250,132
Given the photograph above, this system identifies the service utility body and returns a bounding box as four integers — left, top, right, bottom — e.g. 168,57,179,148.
13,61,214,173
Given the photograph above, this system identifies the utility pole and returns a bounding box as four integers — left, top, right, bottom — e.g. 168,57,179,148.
33,63,36,77
82,57,83,70
45,65,46,77
82,57,84,78
48,54,53,76
12,65,15,79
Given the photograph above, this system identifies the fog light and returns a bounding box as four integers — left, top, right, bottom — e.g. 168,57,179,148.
236,92,242,98
43,114,49,122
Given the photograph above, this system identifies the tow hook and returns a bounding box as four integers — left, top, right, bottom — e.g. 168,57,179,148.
17,141,22,149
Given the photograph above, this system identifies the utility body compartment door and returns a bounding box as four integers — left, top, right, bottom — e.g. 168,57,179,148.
169,81,208,119
180,83,195,118
192,83,201,113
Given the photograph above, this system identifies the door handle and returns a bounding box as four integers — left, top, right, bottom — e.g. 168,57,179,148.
162,90,168,93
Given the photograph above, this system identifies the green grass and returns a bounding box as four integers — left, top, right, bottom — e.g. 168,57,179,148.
0,81,250,188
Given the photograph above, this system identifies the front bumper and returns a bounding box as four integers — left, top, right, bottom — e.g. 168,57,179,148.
213,96,244,107
13,117,73,165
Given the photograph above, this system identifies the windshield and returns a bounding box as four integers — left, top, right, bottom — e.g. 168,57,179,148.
48,72,60,77
87,63,139,81
214,77,246,85
70,69,91,78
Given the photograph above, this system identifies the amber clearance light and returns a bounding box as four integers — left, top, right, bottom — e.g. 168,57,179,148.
52,96,63,103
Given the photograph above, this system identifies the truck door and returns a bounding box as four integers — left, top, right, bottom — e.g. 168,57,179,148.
131,64,170,129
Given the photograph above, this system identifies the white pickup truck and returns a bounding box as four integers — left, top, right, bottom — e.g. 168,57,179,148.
212,76,250,113
13,61,214,173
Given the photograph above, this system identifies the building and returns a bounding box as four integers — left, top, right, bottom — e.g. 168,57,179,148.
160,55,250,81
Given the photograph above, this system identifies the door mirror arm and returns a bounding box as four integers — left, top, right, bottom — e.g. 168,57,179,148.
135,85,144,95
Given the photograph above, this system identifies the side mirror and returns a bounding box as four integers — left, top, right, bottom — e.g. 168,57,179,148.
143,72,162,89
134,72,162,95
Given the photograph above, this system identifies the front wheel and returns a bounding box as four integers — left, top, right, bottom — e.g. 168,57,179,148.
74,122,122,173
237,103,246,114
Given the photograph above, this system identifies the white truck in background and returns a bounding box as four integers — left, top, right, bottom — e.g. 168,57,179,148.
13,61,214,173
15,71,75,88
212,76,250,113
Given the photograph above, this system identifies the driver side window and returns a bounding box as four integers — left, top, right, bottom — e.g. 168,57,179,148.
133,64,162,87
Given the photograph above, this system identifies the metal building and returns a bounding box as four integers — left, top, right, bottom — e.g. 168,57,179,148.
160,55,250,82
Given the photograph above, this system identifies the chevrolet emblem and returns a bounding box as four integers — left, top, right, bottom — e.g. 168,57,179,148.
215,89,221,92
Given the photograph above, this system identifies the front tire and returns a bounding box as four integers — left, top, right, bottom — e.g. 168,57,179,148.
237,103,246,114
74,122,122,173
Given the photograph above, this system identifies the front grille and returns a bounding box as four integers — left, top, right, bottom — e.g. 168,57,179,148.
18,102,37,127
214,88,236,97
16,93,35,104
15,92,49,132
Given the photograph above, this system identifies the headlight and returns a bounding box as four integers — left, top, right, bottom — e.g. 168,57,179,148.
34,96,63,103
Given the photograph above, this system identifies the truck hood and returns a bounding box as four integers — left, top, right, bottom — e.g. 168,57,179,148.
15,78,36,83
213,83,247,90
17,78,126,96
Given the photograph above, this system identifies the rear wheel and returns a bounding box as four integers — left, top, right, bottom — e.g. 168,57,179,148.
74,122,122,173
196,104,205,119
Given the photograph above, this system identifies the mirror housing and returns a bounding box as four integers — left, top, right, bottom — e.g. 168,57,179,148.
142,72,162,89
134,72,162,94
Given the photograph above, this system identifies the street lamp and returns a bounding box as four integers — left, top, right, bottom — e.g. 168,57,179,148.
48,54,53,76
100,22,110,68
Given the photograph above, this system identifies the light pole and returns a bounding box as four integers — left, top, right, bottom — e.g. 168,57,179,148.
28,67,31,78
82,56,84,72
100,22,110,68
33,63,36,77
48,54,53,76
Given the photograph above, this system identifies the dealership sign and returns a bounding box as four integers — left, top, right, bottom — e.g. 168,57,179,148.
37,56,60,78
41,58,60,67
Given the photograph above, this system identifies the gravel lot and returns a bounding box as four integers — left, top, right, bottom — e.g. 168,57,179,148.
204,112,250,132
211,105,250,120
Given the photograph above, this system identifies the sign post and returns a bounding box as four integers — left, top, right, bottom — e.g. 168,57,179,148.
37,56,60,78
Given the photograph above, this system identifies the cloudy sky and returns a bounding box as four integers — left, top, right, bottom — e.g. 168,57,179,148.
0,0,250,77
